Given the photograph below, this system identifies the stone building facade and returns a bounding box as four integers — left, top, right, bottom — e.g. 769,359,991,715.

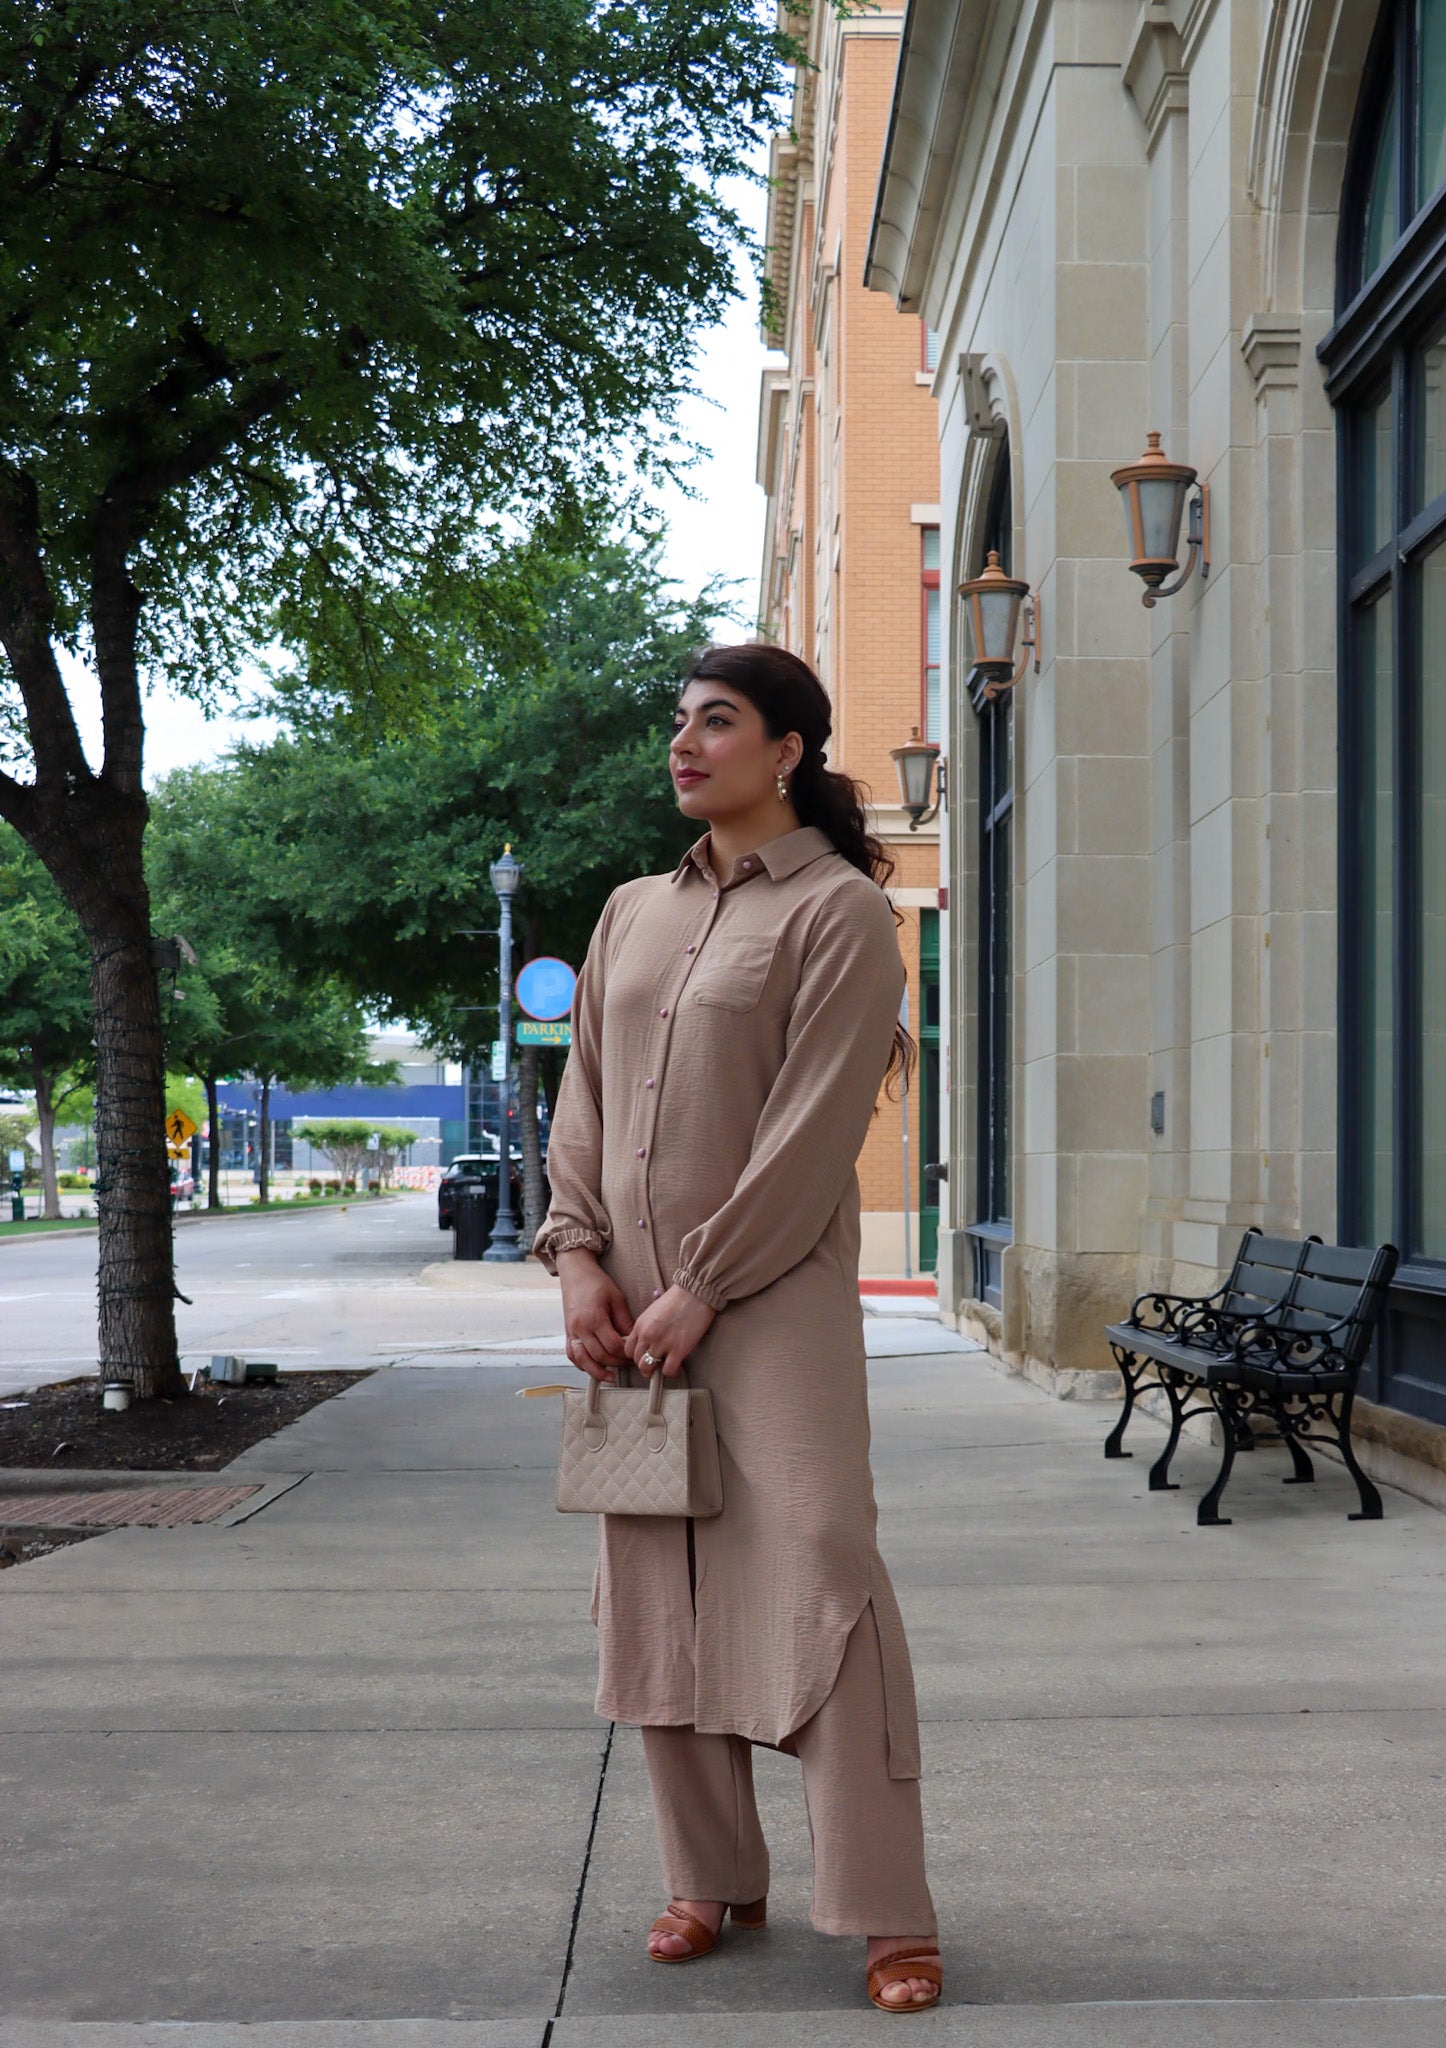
758,4,944,1275
864,0,1446,1497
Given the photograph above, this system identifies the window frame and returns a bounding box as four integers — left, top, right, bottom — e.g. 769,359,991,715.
970,452,1014,1305
921,526,940,741
1321,0,1446,1422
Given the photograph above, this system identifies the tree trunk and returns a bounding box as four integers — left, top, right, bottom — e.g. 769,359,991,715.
258,1076,271,1205
517,1042,546,1250
205,1072,221,1209
540,1045,562,1119
31,1053,62,1221
90,917,183,1400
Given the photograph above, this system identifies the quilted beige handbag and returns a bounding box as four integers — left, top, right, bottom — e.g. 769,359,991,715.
551,1368,723,1517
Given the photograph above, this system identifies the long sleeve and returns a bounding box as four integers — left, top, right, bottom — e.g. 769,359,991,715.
672,882,905,1309
533,894,616,1273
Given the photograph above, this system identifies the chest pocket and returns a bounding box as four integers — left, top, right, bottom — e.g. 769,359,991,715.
690,932,780,1012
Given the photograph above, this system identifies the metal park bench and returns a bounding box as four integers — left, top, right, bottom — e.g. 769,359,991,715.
1103,1229,1399,1526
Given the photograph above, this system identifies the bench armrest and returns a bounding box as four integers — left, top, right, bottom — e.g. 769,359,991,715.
1124,1283,1227,1334
1228,1314,1352,1372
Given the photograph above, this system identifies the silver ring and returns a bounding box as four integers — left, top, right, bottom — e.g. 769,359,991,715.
641,1351,657,1367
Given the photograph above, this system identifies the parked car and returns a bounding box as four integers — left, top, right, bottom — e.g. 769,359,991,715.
169,1165,196,1205
437,1150,524,1229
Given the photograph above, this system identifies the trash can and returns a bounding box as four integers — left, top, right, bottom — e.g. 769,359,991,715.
453,1183,497,1261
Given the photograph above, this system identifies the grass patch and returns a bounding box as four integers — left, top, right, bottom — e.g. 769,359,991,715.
0,1214,96,1239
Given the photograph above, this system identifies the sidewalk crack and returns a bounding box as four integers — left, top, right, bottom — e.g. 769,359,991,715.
542,1717,613,2048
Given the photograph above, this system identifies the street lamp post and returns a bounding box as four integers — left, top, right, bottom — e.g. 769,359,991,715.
484,845,525,1262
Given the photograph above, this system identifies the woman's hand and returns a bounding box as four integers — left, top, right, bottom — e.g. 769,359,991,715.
623,1284,717,1378
555,1248,633,1383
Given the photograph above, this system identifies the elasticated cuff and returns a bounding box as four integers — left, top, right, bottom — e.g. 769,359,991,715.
534,1226,607,1275
672,1265,730,1312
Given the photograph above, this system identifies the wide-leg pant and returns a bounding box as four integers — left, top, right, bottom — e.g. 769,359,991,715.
640,1600,937,1938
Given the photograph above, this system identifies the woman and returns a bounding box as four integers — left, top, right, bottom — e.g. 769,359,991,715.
533,642,942,2014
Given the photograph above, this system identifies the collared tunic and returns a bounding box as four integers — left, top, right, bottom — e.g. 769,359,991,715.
533,822,922,1778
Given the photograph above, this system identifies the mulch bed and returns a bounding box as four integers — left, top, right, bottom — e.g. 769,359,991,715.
0,1370,370,1473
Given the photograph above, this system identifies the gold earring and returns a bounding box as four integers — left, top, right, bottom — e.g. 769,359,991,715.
777,772,788,802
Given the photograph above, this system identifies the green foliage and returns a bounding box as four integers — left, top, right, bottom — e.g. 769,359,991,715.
164,1073,207,1129
0,0,795,756
0,1108,33,1159
191,529,727,1050
0,828,92,1086
298,1118,376,1188
146,782,377,1094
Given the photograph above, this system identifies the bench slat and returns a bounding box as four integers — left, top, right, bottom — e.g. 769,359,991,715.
1298,1241,1383,1284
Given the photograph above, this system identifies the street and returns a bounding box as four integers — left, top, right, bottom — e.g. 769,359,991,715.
0,1193,564,1398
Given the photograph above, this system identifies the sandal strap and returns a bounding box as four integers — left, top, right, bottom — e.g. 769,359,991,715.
649,1906,715,1956
867,1949,943,1997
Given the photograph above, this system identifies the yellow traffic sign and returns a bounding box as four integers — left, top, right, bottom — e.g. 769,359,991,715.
166,1111,198,1146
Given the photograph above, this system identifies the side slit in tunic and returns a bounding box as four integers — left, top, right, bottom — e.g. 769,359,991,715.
534,824,923,1780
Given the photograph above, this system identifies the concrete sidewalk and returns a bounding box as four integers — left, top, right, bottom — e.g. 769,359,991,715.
2,1346,1445,2045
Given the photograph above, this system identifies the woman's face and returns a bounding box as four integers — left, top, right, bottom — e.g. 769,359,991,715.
669,677,801,823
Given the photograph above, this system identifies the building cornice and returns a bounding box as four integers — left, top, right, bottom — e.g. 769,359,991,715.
865,0,1016,311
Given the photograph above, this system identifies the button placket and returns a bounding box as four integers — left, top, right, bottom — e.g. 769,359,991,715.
637,881,725,1293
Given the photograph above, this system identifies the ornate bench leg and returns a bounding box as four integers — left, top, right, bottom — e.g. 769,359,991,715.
1197,1387,1244,1527
1281,1417,1315,1485
1104,1344,1142,1459
1335,1391,1384,1522
1147,1372,1185,1492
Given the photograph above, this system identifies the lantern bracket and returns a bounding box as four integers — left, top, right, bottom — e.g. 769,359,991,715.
906,755,947,832
1142,481,1210,609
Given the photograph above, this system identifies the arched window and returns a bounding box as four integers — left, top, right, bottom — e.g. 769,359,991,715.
1322,0,1446,1420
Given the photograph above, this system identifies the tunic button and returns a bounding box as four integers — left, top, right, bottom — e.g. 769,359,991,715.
741,858,753,869
652,1288,661,1299
636,1146,645,1157
646,1078,655,1088
659,1007,668,1017
637,1218,646,1228
686,943,695,952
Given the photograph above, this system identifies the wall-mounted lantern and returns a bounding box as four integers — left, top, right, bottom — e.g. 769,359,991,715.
958,551,1041,705
891,727,945,831
1110,431,1210,606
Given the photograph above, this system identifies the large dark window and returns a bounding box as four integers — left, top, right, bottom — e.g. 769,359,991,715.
1322,0,1446,1421
968,453,1013,1307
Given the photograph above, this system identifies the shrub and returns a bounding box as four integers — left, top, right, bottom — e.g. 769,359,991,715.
309,1179,323,1196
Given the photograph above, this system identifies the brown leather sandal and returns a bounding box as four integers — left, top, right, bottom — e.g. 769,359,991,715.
647,1897,767,1963
866,1946,943,2013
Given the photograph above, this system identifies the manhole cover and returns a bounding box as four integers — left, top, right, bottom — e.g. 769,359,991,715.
0,1484,261,1528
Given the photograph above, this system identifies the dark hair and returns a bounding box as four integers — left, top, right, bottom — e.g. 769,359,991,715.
683,641,916,1103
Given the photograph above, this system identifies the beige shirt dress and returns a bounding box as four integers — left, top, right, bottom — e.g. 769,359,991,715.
533,823,923,1780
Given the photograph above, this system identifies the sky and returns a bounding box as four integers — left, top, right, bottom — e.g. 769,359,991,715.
63,172,783,789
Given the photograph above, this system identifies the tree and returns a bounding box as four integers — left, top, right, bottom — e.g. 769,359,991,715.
372,1126,420,1190
0,2,794,1393
300,1120,374,1191
212,531,729,1243
146,780,381,1208
0,828,95,1216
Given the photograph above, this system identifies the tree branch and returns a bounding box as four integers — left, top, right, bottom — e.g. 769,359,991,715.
0,764,36,836
92,371,297,792
0,463,92,790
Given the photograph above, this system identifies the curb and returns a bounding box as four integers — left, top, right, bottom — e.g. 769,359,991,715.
0,1193,408,1247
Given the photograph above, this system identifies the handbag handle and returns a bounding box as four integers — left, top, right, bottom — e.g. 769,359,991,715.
583,1365,669,1452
